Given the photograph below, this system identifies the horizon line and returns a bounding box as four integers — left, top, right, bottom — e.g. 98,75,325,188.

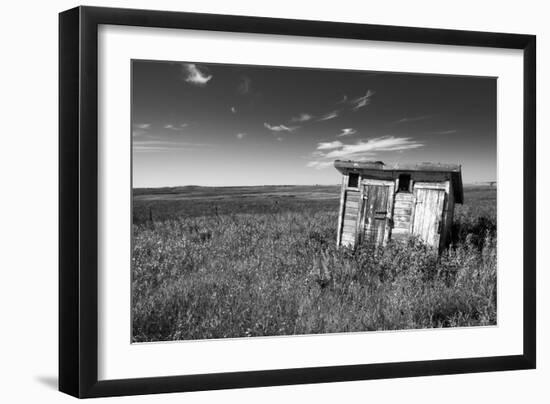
133,181,498,190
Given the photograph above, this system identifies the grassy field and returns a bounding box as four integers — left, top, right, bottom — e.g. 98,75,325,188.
132,184,497,342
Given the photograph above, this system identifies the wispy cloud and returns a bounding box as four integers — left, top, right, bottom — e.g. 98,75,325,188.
394,115,432,124
350,90,375,111
132,123,151,138
163,123,188,131
182,63,212,86
133,140,212,153
264,122,297,132
306,136,423,169
325,136,423,159
337,128,357,137
291,113,313,122
236,132,246,139
318,110,339,121
317,140,343,150
430,129,457,135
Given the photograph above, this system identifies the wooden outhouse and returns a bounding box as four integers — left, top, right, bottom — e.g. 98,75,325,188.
334,160,463,250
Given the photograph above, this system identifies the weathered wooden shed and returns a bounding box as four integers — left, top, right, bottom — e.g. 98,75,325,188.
334,160,463,250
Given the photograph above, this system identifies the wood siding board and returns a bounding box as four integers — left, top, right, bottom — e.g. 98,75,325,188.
415,181,447,190
345,207,358,216
355,177,366,246
344,213,358,221
385,184,396,245
341,240,354,248
411,188,424,241
336,175,347,246
394,220,410,225
342,234,356,242
392,228,410,233
409,192,418,234
391,191,414,241
343,219,357,228
436,191,445,246
424,189,432,244
378,186,389,245
428,191,436,245
438,192,448,250
361,179,395,187
359,185,369,244
393,215,410,221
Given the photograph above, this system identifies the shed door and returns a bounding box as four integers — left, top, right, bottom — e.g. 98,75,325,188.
361,184,391,246
412,187,446,247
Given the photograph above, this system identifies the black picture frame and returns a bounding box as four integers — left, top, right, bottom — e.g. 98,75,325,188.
59,6,536,398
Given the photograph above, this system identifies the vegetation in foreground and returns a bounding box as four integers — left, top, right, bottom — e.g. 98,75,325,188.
132,186,496,342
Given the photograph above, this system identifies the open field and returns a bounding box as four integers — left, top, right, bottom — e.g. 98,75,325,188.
133,185,340,223
132,185,497,342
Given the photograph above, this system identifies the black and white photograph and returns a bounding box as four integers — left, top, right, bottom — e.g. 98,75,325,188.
131,60,497,342
1,0,545,401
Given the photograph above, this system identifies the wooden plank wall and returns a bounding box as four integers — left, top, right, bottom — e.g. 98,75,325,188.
392,192,414,241
337,174,454,250
336,175,347,246
341,189,360,247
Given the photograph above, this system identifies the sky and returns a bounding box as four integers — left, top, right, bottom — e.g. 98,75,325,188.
132,60,496,188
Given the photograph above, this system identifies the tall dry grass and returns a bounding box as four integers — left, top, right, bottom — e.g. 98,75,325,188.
132,198,496,342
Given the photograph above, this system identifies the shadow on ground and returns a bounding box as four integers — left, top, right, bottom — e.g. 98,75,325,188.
35,375,58,390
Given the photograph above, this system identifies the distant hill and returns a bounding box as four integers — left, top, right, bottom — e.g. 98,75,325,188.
133,184,340,196
463,181,497,187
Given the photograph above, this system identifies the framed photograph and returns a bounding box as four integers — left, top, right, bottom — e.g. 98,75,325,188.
59,6,536,398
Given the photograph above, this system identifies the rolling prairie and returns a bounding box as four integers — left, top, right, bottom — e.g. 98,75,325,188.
132,185,496,342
